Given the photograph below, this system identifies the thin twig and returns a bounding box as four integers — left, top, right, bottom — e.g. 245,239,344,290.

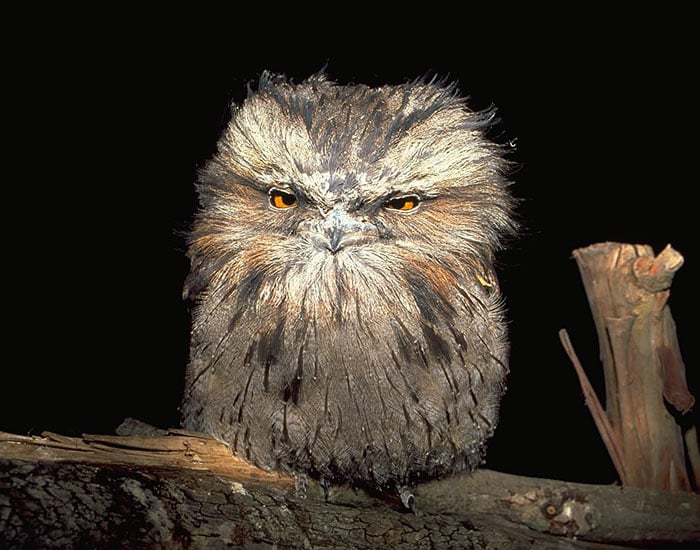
559,328,627,483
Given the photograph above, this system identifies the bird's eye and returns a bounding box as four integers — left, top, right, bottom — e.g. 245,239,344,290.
269,188,298,209
384,195,421,212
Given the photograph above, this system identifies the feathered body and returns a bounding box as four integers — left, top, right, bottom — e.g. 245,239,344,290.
181,71,516,493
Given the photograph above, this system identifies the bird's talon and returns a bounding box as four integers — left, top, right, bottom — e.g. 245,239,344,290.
294,472,308,499
399,486,416,513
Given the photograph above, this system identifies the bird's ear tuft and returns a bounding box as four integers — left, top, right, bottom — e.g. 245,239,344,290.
411,72,457,95
252,68,331,98
253,70,289,96
310,61,330,81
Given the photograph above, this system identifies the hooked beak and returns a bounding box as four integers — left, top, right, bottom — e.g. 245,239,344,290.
317,206,374,254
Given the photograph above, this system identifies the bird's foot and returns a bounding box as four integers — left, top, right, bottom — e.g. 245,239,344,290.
398,485,417,514
294,472,308,499
319,477,331,502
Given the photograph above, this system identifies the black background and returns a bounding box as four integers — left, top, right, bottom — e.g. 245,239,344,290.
4,12,696,486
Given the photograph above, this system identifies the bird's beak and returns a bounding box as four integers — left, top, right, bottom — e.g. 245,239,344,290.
320,206,370,253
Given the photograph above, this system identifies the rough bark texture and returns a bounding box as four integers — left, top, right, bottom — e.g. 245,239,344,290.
562,242,698,491
1,430,699,548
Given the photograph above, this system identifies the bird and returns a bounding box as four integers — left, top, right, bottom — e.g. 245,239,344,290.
180,70,517,507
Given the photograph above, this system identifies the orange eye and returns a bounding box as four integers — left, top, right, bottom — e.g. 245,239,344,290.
384,195,420,211
269,188,298,209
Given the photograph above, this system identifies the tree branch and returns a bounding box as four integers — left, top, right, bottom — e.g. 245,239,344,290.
2,429,698,548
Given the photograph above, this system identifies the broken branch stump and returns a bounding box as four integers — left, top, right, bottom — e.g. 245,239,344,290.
564,242,697,491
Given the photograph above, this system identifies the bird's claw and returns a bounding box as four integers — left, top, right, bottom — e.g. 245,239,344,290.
399,485,416,513
294,472,308,499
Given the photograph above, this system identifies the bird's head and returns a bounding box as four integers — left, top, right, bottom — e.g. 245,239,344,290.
185,71,517,328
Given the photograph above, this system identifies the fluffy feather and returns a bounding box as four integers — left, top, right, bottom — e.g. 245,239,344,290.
181,70,517,494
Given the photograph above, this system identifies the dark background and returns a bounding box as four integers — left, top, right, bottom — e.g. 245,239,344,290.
4,14,696,486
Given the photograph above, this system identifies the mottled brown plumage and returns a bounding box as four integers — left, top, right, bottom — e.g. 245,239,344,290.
180,71,516,499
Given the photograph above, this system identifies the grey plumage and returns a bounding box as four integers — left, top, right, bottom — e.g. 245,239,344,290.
180,70,517,496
